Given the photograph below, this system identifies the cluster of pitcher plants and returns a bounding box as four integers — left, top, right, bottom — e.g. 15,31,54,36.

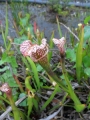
0,2,90,120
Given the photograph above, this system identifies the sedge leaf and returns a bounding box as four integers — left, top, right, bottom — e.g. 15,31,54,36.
27,57,40,90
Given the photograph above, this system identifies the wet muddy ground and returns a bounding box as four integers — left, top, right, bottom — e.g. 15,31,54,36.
0,2,90,45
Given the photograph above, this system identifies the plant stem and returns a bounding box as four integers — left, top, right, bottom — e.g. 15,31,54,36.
8,95,21,120
0,96,10,105
40,84,59,111
60,57,85,112
76,24,84,82
39,61,68,93
13,75,24,93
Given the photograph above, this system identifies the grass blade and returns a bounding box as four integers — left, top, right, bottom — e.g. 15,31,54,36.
27,57,40,90
40,85,59,111
76,24,84,82
56,16,62,38
48,31,54,62
5,2,8,41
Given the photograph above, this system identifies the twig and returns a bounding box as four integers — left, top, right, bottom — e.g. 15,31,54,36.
0,96,27,120
83,81,90,89
39,99,70,120
37,93,49,100
39,73,52,84
72,82,79,89
60,22,79,41
79,113,86,120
